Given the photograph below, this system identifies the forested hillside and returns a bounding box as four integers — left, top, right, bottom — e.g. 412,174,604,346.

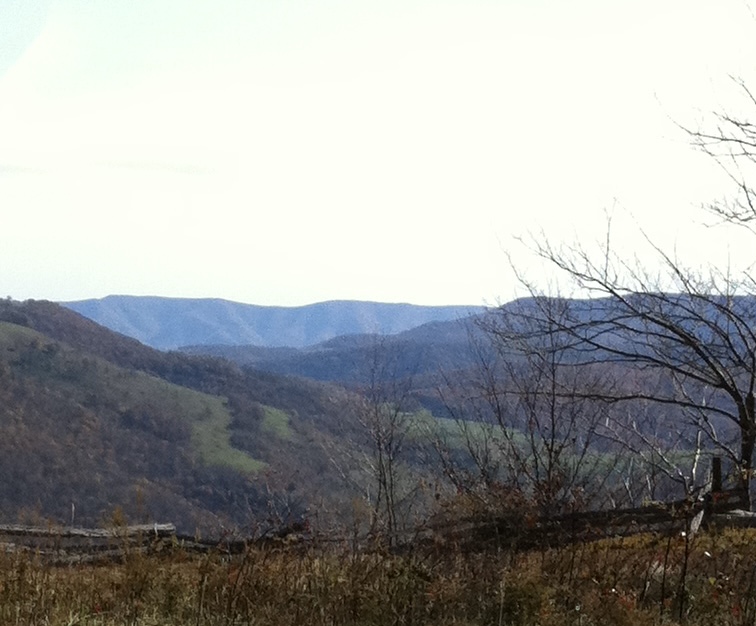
181,318,477,382
0,299,371,533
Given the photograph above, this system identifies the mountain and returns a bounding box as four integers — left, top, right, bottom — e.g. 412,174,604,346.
62,295,484,350
181,317,481,385
0,298,373,533
4,294,743,533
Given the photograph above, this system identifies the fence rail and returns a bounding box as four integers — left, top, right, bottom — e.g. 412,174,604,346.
1,486,753,563
425,487,752,552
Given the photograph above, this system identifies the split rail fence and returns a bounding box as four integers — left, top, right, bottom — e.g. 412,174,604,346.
2,460,754,563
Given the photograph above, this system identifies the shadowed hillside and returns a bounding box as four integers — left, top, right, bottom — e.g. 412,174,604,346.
181,317,480,385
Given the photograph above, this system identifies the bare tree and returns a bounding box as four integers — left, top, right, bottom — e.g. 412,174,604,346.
686,76,756,229
597,399,707,504
432,326,508,498
499,73,756,510
353,336,421,547
434,301,628,515
511,229,756,508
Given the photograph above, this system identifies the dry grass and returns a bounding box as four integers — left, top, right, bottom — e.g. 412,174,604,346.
2,527,756,625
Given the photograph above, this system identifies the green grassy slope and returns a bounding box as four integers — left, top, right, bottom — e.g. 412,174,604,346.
0,321,266,473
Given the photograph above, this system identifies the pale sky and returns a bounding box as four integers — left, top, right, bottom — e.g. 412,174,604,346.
2,0,756,306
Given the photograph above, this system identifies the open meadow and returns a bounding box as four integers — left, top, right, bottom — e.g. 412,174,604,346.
3,525,756,626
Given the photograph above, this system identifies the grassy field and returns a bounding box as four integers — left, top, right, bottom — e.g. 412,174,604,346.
3,525,756,625
75,363,269,475
261,405,293,440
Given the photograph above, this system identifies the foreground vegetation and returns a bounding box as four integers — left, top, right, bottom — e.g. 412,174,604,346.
3,526,756,625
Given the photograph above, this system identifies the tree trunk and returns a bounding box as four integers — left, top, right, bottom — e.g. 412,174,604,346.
739,394,755,510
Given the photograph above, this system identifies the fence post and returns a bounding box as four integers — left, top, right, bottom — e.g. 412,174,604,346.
712,457,722,494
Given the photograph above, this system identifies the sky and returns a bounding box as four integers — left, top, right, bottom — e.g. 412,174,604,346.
2,0,756,307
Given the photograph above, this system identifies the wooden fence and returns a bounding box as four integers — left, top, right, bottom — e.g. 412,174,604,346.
0,523,245,565
425,486,752,552
1,467,754,563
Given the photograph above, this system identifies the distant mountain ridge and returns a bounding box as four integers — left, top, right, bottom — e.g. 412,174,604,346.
61,296,484,350
182,316,481,386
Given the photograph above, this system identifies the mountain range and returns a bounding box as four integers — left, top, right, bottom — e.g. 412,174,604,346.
0,298,384,533
62,296,484,350
8,292,743,533
0,296,497,532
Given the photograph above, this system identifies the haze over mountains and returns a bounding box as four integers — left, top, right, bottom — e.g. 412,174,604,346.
63,296,484,350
